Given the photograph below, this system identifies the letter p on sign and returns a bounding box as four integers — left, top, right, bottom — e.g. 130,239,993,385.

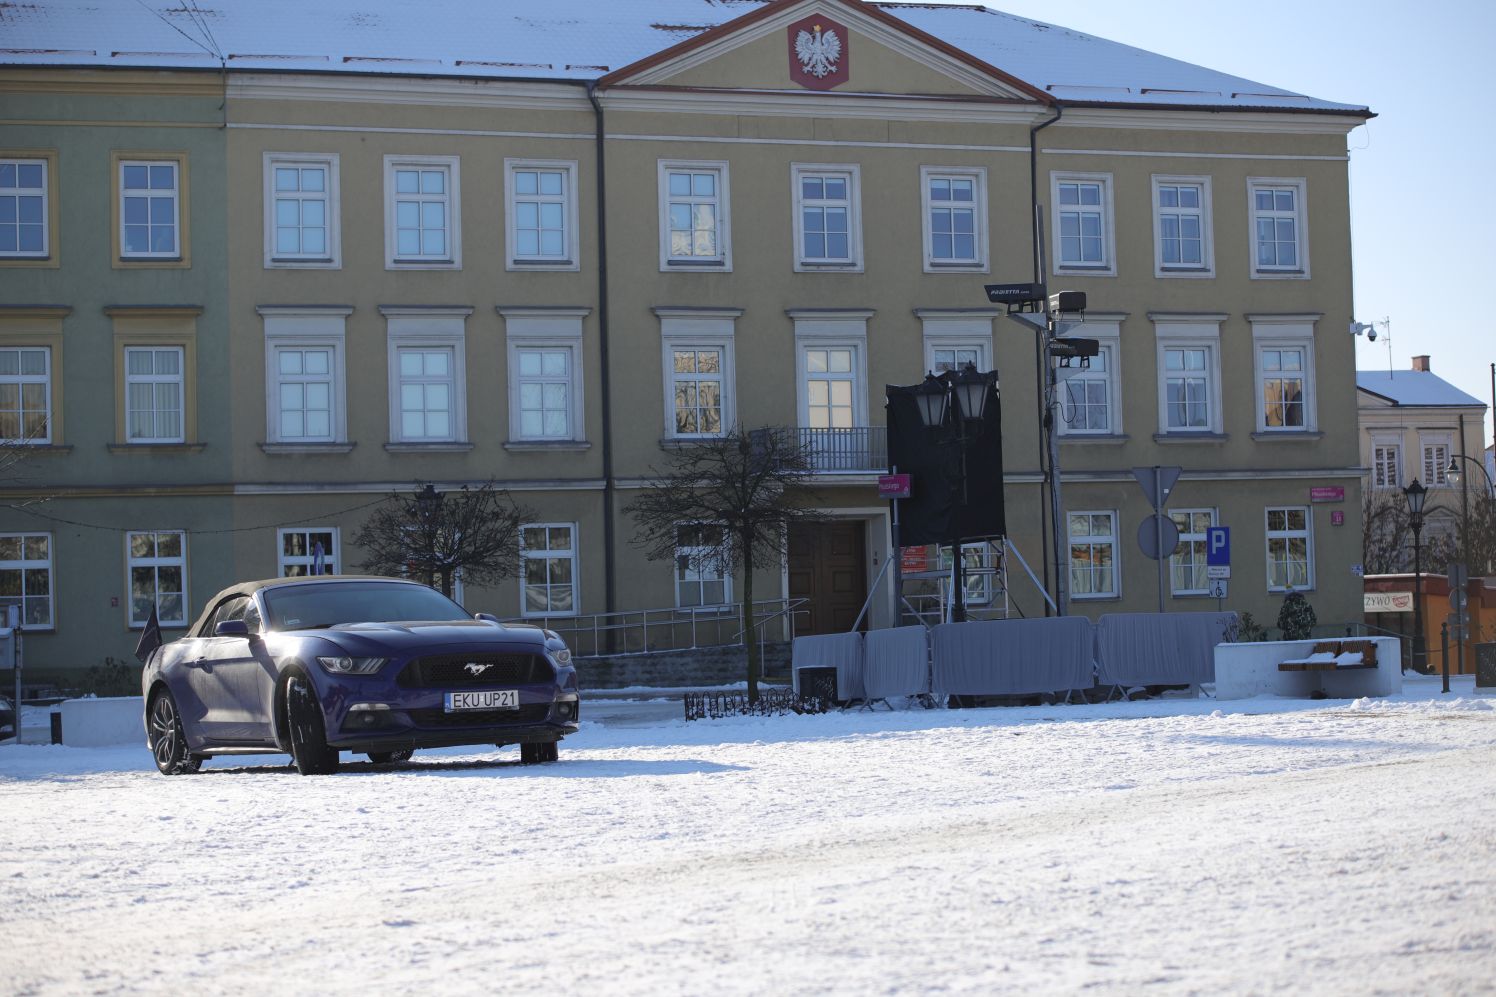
1206,526,1230,567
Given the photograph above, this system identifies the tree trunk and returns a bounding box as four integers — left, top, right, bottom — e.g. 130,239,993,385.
439,568,453,598
742,539,758,704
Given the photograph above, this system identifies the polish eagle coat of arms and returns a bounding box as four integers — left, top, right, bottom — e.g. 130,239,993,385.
794,23,842,79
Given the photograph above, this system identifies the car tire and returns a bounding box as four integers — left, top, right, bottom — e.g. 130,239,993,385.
147,688,199,776
367,749,413,764
286,674,340,776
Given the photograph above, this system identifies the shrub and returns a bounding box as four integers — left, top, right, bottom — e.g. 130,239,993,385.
1226,612,1270,643
1277,591,1318,641
76,656,141,698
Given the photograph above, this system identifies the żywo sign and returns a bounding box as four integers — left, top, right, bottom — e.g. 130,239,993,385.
1363,592,1413,613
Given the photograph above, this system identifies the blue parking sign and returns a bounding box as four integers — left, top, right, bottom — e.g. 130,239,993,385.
1206,527,1230,567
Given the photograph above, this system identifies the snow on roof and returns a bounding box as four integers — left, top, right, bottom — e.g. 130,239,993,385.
0,0,1369,115
1356,370,1487,409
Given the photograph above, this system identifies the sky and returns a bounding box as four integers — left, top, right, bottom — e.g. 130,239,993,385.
957,0,1496,446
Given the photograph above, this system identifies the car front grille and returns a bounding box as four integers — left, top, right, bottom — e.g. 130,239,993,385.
408,704,553,728
397,653,553,689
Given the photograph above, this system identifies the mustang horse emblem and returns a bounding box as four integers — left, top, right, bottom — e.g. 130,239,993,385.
795,24,842,79
464,662,493,676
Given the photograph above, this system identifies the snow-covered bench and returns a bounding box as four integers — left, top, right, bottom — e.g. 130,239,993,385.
1215,637,1401,700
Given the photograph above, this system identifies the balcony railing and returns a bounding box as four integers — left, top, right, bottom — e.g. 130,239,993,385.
798,426,887,472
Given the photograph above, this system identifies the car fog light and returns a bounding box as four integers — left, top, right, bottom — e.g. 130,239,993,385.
555,701,576,721
348,703,392,712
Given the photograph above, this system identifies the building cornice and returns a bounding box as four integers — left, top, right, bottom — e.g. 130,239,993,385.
0,68,223,97
1046,107,1366,136
228,73,590,111
600,85,1042,124
103,305,203,318
653,307,745,319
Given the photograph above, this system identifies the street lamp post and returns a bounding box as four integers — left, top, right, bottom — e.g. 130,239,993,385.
912,364,997,623
1404,479,1428,673
1447,454,1496,573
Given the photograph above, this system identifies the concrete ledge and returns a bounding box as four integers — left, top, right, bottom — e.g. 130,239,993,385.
1215,638,1401,700
58,696,144,747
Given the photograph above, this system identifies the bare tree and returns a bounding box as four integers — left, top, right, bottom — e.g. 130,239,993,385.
353,481,533,600
625,427,822,703
1361,488,1458,576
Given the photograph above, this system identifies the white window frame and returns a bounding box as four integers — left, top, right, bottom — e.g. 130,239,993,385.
1068,510,1119,600
1151,174,1213,278
657,310,738,441
1247,177,1309,279
920,165,988,273
119,159,180,259
0,158,49,259
1372,439,1402,490
1421,435,1452,487
505,159,579,271
1056,316,1122,437
383,155,461,269
501,309,588,447
1250,317,1317,434
383,308,469,446
277,527,339,577
1168,508,1217,596
510,342,580,443
124,346,185,444
0,532,53,628
658,160,731,271
791,163,863,272
0,346,51,444
262,153,340,269
1265,506,1314,592
520,522,578,618
1051,171,1116,276
1153,319,1224,436
126,529,187,628
260,307,350,447
918,312,994,379
675,525,732,609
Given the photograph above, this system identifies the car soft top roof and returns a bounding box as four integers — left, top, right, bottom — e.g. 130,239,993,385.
187,575,442,635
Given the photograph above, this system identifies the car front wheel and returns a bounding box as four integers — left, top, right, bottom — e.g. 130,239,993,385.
285,674,339,776
147,689,202,776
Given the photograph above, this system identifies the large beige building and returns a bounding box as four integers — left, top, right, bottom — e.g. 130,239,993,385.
0,0,1373,677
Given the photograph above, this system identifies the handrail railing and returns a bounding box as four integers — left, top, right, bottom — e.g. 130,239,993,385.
506,596,807,658
798,426,887,472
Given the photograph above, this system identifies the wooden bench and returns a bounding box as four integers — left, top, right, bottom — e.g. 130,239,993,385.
1279,640,1378,672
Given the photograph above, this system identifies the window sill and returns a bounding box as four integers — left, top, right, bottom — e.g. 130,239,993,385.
1054,266,1117,278
383,441,474,453
664,259,728,270
1059,433,1129,446
795,262,863,273
1152,432,1227,445
1251,431,1322,442
508,259,577,270
658,436,726,449
503,440,592,452
1251,269,1308,279
260,442,356,454
924,261,987,273
107,442,206,454
268,258,339,269
1156,268,1214,279
386,260,459,271
1071,594,1121,603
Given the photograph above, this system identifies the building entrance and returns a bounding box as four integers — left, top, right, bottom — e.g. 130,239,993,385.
788,521,868,636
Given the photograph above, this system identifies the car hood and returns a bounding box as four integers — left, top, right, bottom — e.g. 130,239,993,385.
287,620,551,656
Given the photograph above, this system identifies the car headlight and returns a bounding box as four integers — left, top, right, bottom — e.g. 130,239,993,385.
316,655,387,675
550,647,572,665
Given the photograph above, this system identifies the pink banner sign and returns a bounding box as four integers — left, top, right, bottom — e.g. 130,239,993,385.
878,473,911,500
1310,486,1345,503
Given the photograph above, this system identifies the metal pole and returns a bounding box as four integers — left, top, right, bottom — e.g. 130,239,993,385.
1412,520,1426,672
953,543,967,623
1459,419,1470,678
890,464,904,628
1154,465,1166,614
1441,620,1450,694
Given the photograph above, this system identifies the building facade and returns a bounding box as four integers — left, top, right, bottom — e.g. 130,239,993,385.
0,0,1372,678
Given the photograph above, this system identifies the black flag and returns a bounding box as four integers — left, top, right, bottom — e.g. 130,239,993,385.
134,602,163,663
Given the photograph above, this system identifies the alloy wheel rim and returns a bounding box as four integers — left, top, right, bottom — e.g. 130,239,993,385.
150,696,178,767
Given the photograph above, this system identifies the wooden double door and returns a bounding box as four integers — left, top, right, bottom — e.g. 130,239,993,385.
788,521,868,636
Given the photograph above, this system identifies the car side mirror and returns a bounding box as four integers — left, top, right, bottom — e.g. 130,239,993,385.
474,613,500,624
215,620,251,638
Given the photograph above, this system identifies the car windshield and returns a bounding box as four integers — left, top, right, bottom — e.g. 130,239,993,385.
261,581,472,631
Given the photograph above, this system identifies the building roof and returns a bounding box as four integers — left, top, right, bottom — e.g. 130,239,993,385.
1356,370,1488,409
0,0,1370,115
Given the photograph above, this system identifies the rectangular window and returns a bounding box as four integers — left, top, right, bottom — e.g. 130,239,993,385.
127,530,187,627
521,523,576,617
1265,507,1312,591
1423,440,1451,486
675,525,730,608
792,164,861,269
1052,173,1114,273
1153,175,1213,276
396,347,455,442
670,347,724,437
384,157,459,267
0,159,48,258
804,347,856,430
265,154,339,267
1068,511,1117,599
1259,346,1306,430
1163,347,1210,431
1169,509,1217,596
0,346,50,443
1059,344,1113,434
278,528,338,577
660,161,729,269
931,347,980,374
0,533,53,627
1373,443,1401,489
120,160,179,258
515,347,574,440
922,167,987,270
506,160,578,269
1248,178,1308,276
272,347,334,442
125,346,184,443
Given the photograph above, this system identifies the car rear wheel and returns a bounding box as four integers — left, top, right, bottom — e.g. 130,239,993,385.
147,689,201,775
367,749,413,764
286,675,339,775
519,740,559,765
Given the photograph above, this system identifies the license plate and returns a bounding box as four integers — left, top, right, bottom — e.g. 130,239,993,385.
444,689,519,712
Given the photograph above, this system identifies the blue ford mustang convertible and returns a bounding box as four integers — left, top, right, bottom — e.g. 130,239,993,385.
140,576,580,775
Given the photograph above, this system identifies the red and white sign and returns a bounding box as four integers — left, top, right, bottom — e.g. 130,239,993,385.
877,473,911,499
1363,592,1413,613
901,546,929,572
1310,486,1345,503
787,14,850,91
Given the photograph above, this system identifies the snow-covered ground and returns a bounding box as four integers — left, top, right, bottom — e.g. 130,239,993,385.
3,676,1495,994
